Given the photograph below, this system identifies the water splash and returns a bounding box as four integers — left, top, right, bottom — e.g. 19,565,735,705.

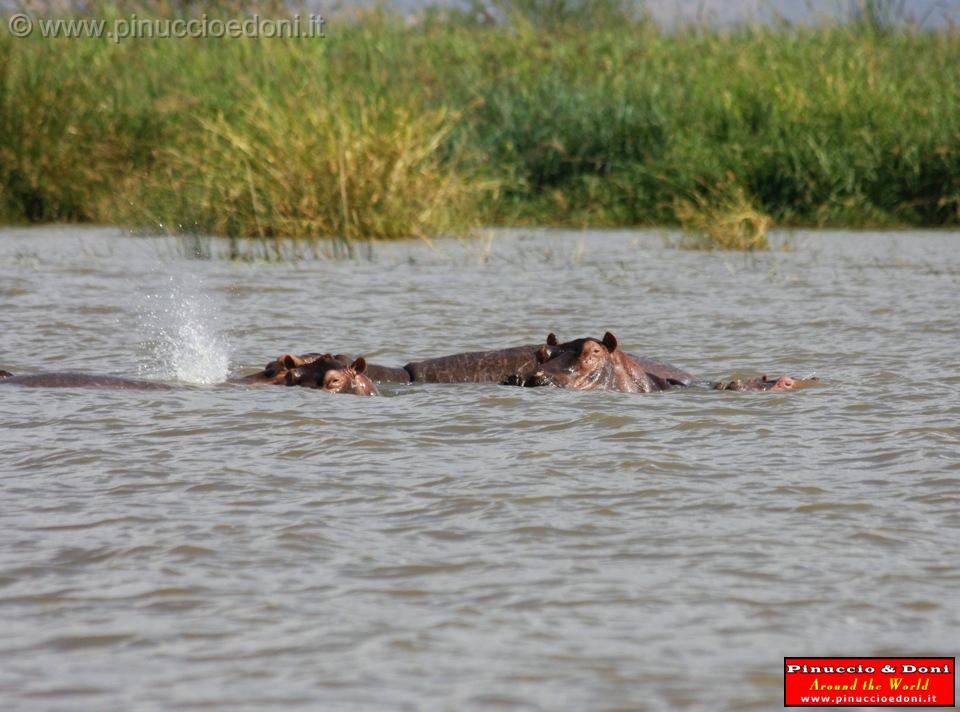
138,276,230,384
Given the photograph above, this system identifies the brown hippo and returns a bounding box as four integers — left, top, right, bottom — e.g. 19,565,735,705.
0,370,172,389
231,352,408,385
229,352,323,385
527,331,815,394
527,332,666,392
713,374,819,391
527,333,694,390
283,356,379,396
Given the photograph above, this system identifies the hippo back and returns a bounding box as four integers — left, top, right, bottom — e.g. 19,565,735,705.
0,372,172,389
362,364,412,383
625,353,695,387
404,345,542,384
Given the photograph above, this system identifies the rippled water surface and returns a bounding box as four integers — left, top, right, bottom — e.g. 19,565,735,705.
1,227,958,711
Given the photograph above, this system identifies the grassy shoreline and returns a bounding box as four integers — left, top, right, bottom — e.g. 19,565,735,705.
2,4,959,242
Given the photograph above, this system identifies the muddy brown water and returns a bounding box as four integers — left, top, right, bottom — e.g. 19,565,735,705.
1,226,958,711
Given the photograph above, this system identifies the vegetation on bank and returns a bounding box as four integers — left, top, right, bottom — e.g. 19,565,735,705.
1,1,959,245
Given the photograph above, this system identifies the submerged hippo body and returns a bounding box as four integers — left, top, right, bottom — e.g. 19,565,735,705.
357,362,412,384
623,353,694,388
403,345,543,385
0,371,172,390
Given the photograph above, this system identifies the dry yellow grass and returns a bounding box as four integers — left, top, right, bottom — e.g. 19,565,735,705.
673,181,772,251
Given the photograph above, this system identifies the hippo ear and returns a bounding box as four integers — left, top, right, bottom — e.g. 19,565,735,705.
546,333,558,346
602,332,618,352
351,357,367,374
280,354,299,369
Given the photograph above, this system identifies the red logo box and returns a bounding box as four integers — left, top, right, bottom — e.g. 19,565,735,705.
784,657,955,707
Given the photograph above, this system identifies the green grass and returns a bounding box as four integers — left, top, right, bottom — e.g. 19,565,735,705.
2,1,959,242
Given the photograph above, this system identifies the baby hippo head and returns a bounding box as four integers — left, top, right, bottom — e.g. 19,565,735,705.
714,374,820,392
285,356,379,396
528,332,621,390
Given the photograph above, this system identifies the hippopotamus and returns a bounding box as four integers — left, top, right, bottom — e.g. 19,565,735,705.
712,374,817,391
229,352,323,385
526,332,669,393
230,352,406,386
255,345,547,386
527,333,694,391
522,332,693,392
282,355,379,396
0,370,173,389
527,332,817,393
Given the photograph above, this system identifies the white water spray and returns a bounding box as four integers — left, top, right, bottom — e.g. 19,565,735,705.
138,276,231,384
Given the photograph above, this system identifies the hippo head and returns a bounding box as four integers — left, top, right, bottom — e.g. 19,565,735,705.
0,370,12,380
233,352,325,385
714,374,820,392
285,356,379,396
527,331,622,390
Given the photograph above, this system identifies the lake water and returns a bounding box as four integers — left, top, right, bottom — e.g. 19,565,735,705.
1,226,957,711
